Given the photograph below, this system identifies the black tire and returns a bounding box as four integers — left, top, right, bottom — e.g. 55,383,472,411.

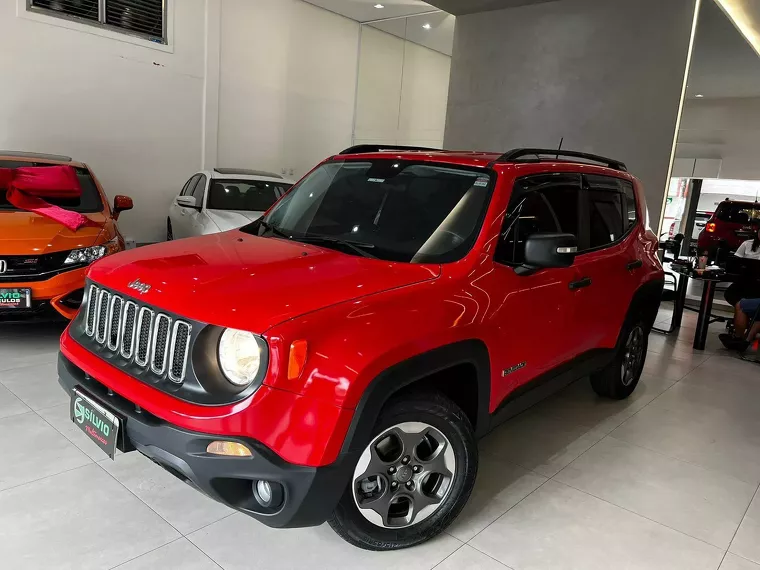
167,218,174,241
328,392,477,550
590,317,648,400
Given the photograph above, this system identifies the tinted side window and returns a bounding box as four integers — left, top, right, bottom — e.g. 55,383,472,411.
496,173,581,265
496,192,559,265
586,175,624,249
181,175,200,196
191,174,207,205
622,181,637,229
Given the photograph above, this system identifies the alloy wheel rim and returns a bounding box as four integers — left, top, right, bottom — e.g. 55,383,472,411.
621,325,644,386
352,421,456,529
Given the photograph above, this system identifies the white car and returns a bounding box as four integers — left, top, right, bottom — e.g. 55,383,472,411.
167,168,294,240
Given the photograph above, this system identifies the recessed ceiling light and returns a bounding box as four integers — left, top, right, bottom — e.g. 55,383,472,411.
695,94,704,98
422,23,432,30
374,3,384,8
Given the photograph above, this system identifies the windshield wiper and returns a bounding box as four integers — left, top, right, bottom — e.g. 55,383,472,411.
297,235,377,259
259,220,292,240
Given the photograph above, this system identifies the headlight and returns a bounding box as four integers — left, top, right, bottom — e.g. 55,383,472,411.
218,328,262,386
64,237,121,265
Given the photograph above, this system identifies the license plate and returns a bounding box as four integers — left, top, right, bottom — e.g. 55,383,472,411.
0,288,31,309
70,389,120,459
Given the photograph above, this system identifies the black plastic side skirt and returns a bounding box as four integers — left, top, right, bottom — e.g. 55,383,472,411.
487,349,615,433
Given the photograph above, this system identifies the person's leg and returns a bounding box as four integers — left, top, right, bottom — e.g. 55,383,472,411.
720,298,760,351
734,304,749,337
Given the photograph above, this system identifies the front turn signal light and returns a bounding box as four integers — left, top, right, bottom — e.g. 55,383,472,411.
288,339,308,380
706,223,716,233
206,441,252,457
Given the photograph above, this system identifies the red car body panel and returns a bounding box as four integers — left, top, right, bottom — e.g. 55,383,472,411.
62,153,662,468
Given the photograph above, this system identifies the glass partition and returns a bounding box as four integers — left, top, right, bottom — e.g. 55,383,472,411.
353,11,455,149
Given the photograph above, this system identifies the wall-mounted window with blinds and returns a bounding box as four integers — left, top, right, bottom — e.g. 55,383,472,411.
28,0,166,44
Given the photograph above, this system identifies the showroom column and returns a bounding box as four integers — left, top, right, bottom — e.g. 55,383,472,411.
440,0,701,231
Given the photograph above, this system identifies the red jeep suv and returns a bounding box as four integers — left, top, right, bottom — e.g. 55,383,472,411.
58,146,663,550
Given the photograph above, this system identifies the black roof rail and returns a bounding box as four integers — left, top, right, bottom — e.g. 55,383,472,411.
492,148,627,172
339,144,441,155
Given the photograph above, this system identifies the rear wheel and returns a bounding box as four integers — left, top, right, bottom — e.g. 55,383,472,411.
590,318,647,399
328,393,477,550
167,218,174,241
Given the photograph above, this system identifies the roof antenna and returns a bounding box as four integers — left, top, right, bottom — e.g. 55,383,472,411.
556,137,564,160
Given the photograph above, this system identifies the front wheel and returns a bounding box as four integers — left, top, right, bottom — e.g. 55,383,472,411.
590,318,648,399
328,393,477,550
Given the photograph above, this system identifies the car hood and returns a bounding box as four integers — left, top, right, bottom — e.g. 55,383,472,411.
205,209,262,232
0,211,106,255
89,231,441,332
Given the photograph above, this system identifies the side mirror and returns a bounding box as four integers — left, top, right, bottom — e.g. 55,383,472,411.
517,233,578,275
113,195,133,220
176,195,198,209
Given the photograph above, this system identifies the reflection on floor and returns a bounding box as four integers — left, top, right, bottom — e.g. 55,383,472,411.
0,313,759,570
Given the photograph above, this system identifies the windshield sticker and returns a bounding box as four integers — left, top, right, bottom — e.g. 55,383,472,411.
474,177,489,187
367,178,385,183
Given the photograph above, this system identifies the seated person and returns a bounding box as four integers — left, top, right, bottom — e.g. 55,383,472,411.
723,228,760,333
720,297,760,352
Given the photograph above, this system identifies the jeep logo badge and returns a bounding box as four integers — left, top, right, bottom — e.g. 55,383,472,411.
128,279,151,295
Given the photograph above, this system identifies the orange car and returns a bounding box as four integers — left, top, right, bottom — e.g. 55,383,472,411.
0,151,133,320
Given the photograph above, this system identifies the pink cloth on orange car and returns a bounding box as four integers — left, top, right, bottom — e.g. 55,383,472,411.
0,165,93,231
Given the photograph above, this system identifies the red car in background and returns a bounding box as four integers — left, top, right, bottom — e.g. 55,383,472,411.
697,200,760,255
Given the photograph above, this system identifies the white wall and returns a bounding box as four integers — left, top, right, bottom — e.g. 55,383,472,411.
0,0,359,242
677,97,760,181
217,0,360,179
354,26,451,148
0,0,207,243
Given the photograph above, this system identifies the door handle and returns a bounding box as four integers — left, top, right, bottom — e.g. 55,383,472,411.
569,277,592,290
627,259,643,271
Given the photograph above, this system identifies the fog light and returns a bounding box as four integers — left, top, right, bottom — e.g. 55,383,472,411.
206,441,252,457
257,480,272,504
253,479,284,509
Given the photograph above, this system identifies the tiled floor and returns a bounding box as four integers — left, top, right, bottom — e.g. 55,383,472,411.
1,313,760,570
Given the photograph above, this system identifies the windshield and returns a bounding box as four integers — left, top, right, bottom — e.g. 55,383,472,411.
244,160,494,263
207,179,292,212
715,202,760,224
0,161,104,213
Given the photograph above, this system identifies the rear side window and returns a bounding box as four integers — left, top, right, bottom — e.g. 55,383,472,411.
0,161,104,213
496,173,581,265
181,175,200,197
586,175,625,250
715,202,760,224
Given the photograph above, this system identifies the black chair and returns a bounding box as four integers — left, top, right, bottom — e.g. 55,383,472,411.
652,234,685,335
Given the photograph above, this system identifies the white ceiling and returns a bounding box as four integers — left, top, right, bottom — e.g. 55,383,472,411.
303,0,440,23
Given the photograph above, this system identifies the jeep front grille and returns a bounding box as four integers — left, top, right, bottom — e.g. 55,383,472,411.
84,285,192,383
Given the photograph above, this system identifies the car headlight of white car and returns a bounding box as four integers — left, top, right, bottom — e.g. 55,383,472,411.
218,328,266,386
64,237,121,265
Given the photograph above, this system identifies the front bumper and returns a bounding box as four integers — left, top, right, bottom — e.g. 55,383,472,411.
1,266,88,319
57,353,351,528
